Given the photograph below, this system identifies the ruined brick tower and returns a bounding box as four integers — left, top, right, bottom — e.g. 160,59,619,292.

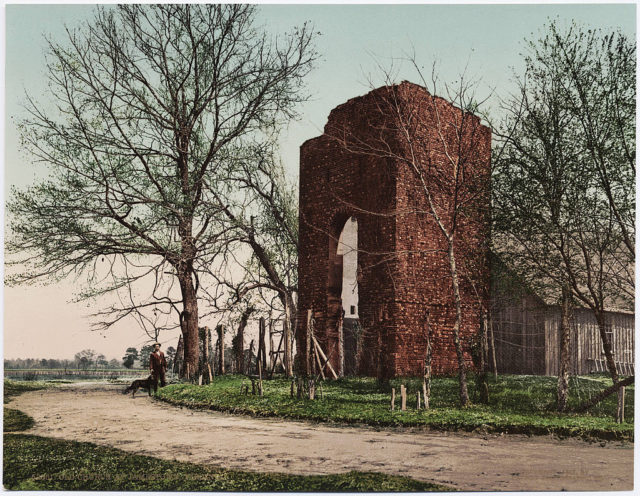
297,82,491,378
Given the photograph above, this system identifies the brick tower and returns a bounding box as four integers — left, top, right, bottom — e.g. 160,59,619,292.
297,82,491,378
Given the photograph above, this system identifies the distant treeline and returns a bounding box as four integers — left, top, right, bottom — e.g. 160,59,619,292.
4,357,121,370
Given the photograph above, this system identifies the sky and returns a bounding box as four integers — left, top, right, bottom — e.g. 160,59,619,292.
3,3,636,361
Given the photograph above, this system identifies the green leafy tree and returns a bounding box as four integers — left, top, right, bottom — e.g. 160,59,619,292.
140,344,155,370
122,347,138,369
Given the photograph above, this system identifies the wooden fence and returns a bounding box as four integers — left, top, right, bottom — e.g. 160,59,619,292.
4,369,149,379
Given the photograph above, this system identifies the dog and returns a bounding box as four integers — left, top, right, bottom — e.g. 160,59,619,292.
123,375,154,397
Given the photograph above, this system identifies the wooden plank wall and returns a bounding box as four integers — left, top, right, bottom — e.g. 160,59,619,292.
492,298,546,375
493,306,634,376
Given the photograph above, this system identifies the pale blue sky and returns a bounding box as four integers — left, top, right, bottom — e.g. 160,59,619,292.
4,3,636,359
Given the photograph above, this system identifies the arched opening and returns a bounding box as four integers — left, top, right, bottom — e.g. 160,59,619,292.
337,217,358,318
327,216,359,376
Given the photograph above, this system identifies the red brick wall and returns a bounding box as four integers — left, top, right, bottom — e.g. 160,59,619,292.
297,82,491,378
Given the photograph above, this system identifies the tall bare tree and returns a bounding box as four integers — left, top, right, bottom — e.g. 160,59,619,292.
7,5,316,378
200,140,299,376
329,62,491,406
493,21,635,413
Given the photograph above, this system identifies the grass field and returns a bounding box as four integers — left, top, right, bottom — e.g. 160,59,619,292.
156,373,633,440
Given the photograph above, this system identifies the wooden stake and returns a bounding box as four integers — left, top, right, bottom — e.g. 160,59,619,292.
217,325,225,375
259,317,267,371
269,319,274,370
313,342,326,380
391,388,396,411
417,391,421,410
258,361,263,397
269,332,285,379
312,335,339,379
309,378,315,400
400,385,407,411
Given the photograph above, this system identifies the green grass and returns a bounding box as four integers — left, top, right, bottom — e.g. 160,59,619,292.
3,434,448,491
4,380,49,434
4,409,35,432
156,374,633,441
4,379,49,403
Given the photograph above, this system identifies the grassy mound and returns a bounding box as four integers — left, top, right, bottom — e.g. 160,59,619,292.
3,434,448,491
156,374,633,441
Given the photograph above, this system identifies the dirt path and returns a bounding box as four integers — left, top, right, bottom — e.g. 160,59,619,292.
8,383,633,491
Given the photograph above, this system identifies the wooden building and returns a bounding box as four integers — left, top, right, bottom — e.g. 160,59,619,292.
492,302,634,376
490,256,634,377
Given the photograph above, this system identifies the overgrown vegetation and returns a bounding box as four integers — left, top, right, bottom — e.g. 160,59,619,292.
3,434,447,491
156,374,633,441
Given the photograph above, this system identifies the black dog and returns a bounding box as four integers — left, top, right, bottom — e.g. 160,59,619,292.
123,375,153,397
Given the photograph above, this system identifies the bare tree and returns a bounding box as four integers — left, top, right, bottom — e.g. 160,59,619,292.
7,5,316,378
206,141,299,377
493,21,635,414
327,60,491,406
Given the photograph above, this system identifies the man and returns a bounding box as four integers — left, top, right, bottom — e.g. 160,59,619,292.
149,342,167,393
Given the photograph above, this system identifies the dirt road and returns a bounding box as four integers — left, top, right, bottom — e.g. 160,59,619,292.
8,383,633,491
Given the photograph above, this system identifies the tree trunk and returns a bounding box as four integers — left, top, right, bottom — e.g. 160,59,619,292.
447,242,470,407
283,294,295,377
258,317,267,372
216,325,225,375
557,285,572,412
575,375,634,413
489,314,498,380
423,320,432,409
478,311,489,404
235,307,252,375
177,266,199,380
198,326,212,384
593,309,623,420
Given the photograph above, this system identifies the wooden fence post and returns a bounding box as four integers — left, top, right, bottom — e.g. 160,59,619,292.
416,391,421,410
257,361,263,397
391,388,396,411
400,385,406,411
259,317,267,372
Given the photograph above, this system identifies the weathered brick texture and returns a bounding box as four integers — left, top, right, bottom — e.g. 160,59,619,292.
297,82,491,378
